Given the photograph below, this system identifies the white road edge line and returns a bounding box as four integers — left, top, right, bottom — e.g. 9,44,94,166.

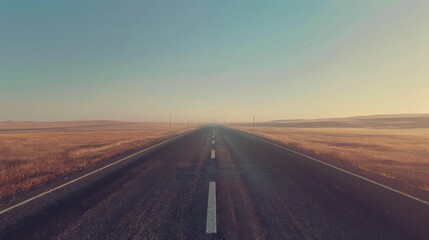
210,149,216,159
238,130,429,206
0,130,194,216
206,181,217,234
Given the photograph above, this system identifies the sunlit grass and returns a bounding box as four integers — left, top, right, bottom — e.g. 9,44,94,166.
233,125,429,193
0,122,194,198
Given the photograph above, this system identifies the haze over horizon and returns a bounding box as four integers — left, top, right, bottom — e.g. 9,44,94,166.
1,0,428,122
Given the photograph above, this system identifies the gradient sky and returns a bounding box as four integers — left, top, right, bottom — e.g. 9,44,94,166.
1,0,428,122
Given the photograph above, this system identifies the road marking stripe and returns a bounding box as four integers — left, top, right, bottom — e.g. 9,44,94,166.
206,181,217,234
239,131,429,206
0,130,194,216
212,140,215,145
210,149,216,159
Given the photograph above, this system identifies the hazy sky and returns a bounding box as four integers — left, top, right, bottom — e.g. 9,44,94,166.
1,0,428,122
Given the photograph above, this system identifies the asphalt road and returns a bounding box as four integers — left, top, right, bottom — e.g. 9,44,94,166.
1,126,428,239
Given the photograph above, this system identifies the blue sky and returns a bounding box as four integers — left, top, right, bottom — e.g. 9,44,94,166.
1,0,428,122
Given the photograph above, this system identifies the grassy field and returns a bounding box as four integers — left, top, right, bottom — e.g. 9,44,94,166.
232,115,429,194
0,121,194,199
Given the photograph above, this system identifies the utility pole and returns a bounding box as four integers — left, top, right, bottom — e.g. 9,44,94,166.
170,115,171,131
253,116,255,131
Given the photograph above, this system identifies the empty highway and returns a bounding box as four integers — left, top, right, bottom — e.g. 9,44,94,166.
0,127,428,239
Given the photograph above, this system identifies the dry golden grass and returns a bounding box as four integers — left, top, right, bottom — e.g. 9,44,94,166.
0,121,194,198
233,125,429,193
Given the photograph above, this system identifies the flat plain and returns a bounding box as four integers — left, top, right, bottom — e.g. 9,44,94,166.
232,114,429,198
0,121,193,199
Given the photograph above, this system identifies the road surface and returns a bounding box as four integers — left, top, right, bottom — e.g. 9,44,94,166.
1,127,428,239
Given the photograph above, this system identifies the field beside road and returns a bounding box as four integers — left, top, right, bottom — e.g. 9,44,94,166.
0,121,194,199
231,114,429,197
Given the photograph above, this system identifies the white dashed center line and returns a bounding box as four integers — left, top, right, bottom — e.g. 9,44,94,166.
206,181,217,234
210,149,216,159
212,140,215,145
